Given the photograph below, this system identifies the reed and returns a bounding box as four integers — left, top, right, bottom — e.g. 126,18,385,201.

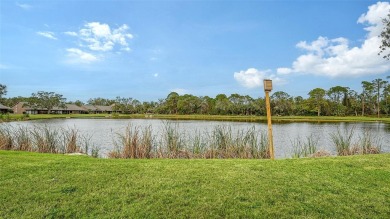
206,125,269,159
31,125,60,153
330,127,356,156
108,123,271,159
162,122,186,158
0,125,89,155
358,129,381,154
191,130,206,158
0,125,13,150
291,134,319,158
14,126,32,151
110,124,154,159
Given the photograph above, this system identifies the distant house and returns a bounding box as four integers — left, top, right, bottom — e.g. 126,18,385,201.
82,105,101,114
82,104,117,114
0,103,12,114
96,105,117,114
13,102,87,114
13,102,37,114
13,102,115,114
52,104,88,114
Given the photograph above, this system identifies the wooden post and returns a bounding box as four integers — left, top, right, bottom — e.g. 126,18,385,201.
265,91,274,160
263,79,274,160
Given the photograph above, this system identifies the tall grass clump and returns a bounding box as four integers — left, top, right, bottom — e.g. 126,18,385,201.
14,126,32,151
330,127,356,156
358,129,381,154
245,126,269,159
108,123,271,159
162,122,187,158
207,125,269,159
191,130,206,158
63,127,80,153
291,134,319,158
31,125,60,153
0,125,13,150
109,124,154,159
0,124,93,156
208,125,232,158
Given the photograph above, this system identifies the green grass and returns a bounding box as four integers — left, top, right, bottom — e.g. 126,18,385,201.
3,113,390,123
1,151,389,218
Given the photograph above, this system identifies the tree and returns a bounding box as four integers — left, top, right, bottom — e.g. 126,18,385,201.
361,81,374,116
200,96,215,114
383,76,390,116
214,94,231,115
327,86,349,116
87,98,115,106
271,91,292,116
0,84,7,99
28,91,66,114
372,78,388,118
308,88,326,116
166,92,179,114
292,96,307,116
67,100,84,107
177,94,201,114
379,12,390,60
346,89,360,116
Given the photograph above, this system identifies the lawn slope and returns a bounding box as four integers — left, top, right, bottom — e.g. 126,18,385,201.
1,151,389,218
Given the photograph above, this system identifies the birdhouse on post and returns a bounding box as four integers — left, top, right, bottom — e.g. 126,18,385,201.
263,79,274,160
263,79,273,92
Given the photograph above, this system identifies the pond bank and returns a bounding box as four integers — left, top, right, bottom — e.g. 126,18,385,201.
2,113,390,123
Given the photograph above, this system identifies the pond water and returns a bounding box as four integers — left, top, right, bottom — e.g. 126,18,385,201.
4,119,390,158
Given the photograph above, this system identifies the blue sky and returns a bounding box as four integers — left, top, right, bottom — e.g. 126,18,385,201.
1,0,390,102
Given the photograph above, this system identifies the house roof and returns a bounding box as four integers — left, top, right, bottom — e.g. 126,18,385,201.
12,102,114,112
53,104,86,111
82,105,99,111
0,103,11,110
95,105,114,111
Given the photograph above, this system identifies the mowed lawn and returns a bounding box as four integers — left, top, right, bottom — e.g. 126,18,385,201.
1,151,389,218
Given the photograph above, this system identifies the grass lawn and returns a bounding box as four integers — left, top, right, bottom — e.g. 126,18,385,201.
1,151,389,218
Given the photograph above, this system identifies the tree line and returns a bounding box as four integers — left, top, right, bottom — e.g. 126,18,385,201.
1,77,389,117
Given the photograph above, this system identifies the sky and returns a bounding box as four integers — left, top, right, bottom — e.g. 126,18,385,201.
1,0,390,102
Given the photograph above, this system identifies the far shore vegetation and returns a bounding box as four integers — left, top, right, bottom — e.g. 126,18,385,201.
0,76,389,120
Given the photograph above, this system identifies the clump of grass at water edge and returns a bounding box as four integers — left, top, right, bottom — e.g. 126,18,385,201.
330,127,382,156
108,123,270,159
0,124,96,156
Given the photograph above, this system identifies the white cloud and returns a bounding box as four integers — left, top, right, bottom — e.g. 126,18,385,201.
77,22,133,52
276,67,292,75
62,22,133,65
277,2,390,78
64,31,78,36
234,68,284,88
16,2,32,10
154,73,159,77
36,31,57,40
66,48,99,64
357,1,389,38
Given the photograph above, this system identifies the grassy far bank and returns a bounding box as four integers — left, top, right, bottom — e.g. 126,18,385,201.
1,151,389,218
2,113,390,123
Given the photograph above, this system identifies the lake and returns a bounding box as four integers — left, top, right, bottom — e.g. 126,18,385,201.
4,118,390,158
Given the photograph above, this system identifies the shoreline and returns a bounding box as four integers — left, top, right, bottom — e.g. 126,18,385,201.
2,113,390,124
